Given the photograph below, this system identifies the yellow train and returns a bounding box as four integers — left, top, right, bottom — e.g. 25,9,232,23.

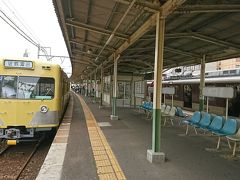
0,58,69,144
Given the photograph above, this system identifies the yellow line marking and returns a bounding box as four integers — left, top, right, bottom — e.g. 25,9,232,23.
77,95,126,180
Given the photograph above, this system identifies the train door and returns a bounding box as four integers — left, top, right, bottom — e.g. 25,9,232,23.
183,85,192,108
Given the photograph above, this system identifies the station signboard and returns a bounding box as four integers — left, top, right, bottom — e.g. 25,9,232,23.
203,87,234,98
162,87,175,95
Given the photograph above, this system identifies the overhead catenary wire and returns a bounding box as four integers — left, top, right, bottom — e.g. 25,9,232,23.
0,9,39,47
0,8,50,59
2,0,43,45
0,14,38,47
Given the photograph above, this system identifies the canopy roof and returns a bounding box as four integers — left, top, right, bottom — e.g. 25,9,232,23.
53,0,240,81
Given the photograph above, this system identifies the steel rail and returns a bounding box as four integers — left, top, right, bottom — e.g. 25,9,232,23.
15,137,44,180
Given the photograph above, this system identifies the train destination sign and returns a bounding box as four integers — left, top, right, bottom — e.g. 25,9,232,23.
203,87,234,99
4,60,33,69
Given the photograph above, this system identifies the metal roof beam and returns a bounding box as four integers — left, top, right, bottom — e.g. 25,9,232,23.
115,2,240,14
114,0,159,12
103,13,156,65
70,39,115,52
161,0,186,17
100,0,186,69
121,54,153,59
66,19,128,40
191,33,240,51
164,47,201,58
175,4,240,14
127,47,155,51
120,59,154,68
72,49,106,59
72,59,97,66
83,0,92,42
166,32,240,51
119,62,149,70
71,56,97,66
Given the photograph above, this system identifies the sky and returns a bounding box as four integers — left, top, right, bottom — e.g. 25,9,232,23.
0,0,72,76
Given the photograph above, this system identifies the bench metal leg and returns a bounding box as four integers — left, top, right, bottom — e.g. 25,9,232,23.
194,127,198,135
232,141,237,157
178,118,182,125
163,117,167,126
227,139,232,149
185,124,189,135
170,118,174,126
217,136,221,149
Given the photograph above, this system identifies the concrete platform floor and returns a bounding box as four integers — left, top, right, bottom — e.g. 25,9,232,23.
60,94,240,180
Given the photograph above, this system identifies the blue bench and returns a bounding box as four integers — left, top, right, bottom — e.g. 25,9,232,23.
227,128,240,156
138,101,153,119
182,111,240,155
175,107,189,125
211,118,238,150
183,111,201,135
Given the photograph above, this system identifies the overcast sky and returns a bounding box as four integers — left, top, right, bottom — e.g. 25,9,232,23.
0,0,71,76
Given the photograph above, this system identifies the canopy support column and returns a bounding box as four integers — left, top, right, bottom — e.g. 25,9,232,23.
86,77,90,96
111,53,118,120
94,69,97,103
199,54,206,111
147,12,165,163
99,65,104,108
90,74,93,97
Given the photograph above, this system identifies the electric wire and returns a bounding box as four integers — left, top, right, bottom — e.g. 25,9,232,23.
0,6,49,58
0,2,69,67
0,9,39,47
0,14,38,47
2,0,43,45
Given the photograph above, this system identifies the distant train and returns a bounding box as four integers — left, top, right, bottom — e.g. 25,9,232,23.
164,68,240,80
0,58,69,144
161,70,240,117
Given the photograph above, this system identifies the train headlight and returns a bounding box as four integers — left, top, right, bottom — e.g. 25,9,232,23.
40,105,48,113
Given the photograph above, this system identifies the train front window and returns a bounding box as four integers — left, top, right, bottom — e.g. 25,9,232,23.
0,76,17,98
18,77,55,99
0,76,54,99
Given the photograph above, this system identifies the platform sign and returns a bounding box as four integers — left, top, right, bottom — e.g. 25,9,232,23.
203,87,234,98
162,87,175,95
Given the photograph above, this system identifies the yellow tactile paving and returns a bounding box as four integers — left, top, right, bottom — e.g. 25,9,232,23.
77,95,126,180
95,160,111,167
94,154,109,161
99,173,117,180
93,146,106,151
93,150,106,156
97,166,114,174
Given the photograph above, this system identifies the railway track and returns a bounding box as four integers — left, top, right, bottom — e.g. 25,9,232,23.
0,137,44,180
0,144,10,155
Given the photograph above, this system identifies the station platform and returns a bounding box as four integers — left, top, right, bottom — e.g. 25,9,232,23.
37,92,240,180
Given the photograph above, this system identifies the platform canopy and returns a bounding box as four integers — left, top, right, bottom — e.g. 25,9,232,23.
53,0,240,81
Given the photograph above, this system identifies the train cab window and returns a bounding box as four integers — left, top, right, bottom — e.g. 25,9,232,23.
0,76,54,99
0,76,17,98
18,77,55,100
